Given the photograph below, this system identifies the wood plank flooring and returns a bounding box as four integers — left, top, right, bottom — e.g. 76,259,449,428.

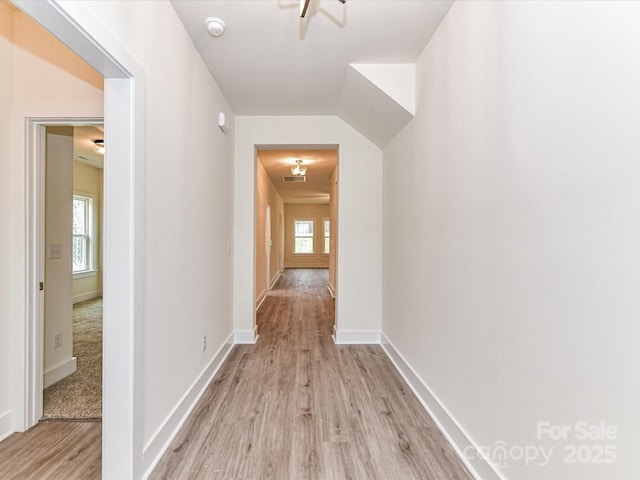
151,269,473,480
0,269,472,479
0,420,101,479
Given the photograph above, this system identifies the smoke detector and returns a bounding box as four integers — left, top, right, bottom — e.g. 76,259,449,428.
205,17,226,38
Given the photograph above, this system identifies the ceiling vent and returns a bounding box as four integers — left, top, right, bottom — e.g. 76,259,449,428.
282,175,307,183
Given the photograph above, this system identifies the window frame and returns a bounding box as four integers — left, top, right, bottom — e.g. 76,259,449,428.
323,217,330,255
293,218,315,255
72,193,96,276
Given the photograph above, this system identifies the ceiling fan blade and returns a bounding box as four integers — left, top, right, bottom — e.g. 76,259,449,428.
300,0,310,18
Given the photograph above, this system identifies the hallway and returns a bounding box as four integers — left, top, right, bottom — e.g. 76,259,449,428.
151,269,472,479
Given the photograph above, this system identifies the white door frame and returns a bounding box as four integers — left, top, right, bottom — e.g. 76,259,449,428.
265,203,271,289
14,1,145,478
26,117,104,425
279,212,284,272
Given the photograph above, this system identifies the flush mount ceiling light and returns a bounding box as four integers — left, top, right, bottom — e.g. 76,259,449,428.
300,0,345,18
205,17,226,37
291,159,307,176
93,139,105,155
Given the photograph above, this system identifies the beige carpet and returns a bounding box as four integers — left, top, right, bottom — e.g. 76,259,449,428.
42,298,102,420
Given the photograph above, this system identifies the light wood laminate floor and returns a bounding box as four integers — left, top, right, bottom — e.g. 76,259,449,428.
0,420,101,479
0,269,472,480
151,269,473,480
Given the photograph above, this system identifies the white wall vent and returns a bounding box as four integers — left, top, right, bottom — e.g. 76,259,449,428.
282,176,306,183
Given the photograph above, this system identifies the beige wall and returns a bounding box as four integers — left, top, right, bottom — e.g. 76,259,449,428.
328,166,338,294
255,157,285,305
72,159,103,303
284,204,330,269
0,0,13,429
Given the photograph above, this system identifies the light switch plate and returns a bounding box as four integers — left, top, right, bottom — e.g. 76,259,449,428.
48,244,62,259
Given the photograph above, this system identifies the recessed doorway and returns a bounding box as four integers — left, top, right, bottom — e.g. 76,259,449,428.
254,147,338,333
41,124,104,421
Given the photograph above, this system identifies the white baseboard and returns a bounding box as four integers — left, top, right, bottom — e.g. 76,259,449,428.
334,329,381,344
234,325,258,344
142,332,235,478
73,290,102,304
43,356,77,388
380,333,503,480
269,271,282,289
0,410,12,442
256,289,267,311
327,282,335,298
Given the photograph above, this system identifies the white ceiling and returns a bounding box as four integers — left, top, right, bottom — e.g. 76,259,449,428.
170,0,454,118
74,125,104,169
257,148,337,204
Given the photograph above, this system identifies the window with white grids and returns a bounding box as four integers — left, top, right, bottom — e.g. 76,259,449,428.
72,195,93,273
294,219,314,254
323,218,330,254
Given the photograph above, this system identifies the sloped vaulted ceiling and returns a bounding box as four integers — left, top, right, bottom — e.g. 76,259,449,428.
170,0,453,148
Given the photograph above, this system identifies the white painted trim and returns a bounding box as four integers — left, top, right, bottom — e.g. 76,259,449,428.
43,356,77,388
73,269,98,279
255,289,268,311
0,411,12,443
327,282,335,298
334,330,381,344
235,325,258,344
255,272,282,313
142,332,235,478
23,120,47,430
380,333,503,480
25,118,104,428
284,263,330,269
73,290,103,304
14,1,147,477
269,271,282,290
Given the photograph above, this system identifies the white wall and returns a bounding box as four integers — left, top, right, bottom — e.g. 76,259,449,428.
72,159,103,304
75,0,236,465
382,2,640,478
234,116,382,341
0,0,14,436
44,127,75,385
1,5,103,435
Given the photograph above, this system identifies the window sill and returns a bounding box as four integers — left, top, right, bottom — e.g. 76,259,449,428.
73,270,98,279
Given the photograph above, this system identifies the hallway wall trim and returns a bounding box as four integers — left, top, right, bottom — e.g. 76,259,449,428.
142,332,235,478
334,330,381,344
137,323,495,478
380,333,503,480
269,271,282,290
43,357,77,389
234,327,258,344
256,290,268,311
72,290,102,305
0,411,11,443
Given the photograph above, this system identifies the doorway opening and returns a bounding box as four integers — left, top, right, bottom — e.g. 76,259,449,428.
15,0,144,476
40,124,105,421
254,147,338,335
